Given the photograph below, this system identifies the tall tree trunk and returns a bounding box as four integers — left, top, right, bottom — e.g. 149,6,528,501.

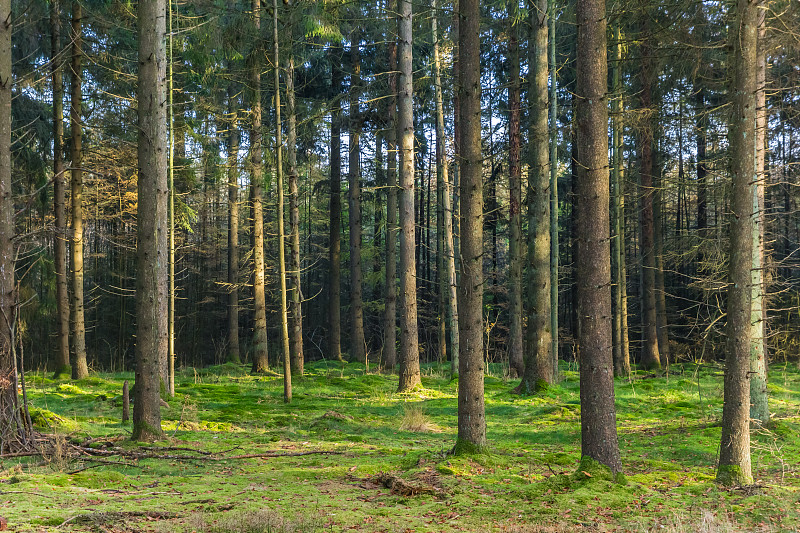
167,0,175,396
70,1,88,379
227,86,241,364
433,4,447,368
397,0,421,391
717,0,757,487
506,4,524,379
451,0,461,380
520,0,553,392
575,0,621,474
348,34,367,365
750,6,768,425
383,24,398,371
611,24,630,377
637,25,661,371
274,0,292,401
52,0,70,377
548,0,559,382
0,0,31,453
328,47,343,362
454,0,486,453
695,86,708,232
133,0,167,441
287,46,304,376
250,0,269,373
653,157,670,365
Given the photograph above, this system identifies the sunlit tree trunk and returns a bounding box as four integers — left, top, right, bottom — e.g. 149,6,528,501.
397,0,421,391
454,0,486,453
575,0,621,473
51,0,71,377
70,0,88,379
717,0,757,487
328,47,343,362
750,6,768,426
274,0,291,402
520,0,553,392
227,86,241,364
250,0,269,373
133,0,167,441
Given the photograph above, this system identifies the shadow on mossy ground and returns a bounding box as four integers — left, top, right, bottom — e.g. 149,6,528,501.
4,360,800,531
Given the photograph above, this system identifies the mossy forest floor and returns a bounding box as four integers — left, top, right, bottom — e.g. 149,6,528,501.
4,360,800,532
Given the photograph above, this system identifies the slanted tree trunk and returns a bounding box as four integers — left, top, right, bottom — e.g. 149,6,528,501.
250,0,269,373
0,0,32,453
328,47,343,362
348,34,366,365
750,7,768,425
133,0,167,442
70,0,89,380
273,0,291,402
575,0,621,474
637,25,661,371
397,0,421,391
51,0,71,377
506,4,524,379
383,25,398,371
454,0,486,453
286,45,304,376
611,24,630,377
520,0,553,393
717,0,758,487
227,85,241,364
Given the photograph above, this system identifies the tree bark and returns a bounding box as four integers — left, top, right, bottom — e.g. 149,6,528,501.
227,85,241,364
637,25,661,371
274,0,292,402
575,0,621,474
454,0,486,453
70,0,89,380
717,0,757,487
133,0,167,442
611,24,630,377
653,158,670,366
433,0,459,379
507,4,524,379
52,0,71,377
250,0,269,373
328,47,343,362
348,34,366,365
520,0,553,393
750,6,768,425
548,0,559,383
397,0,421,391
383,25,398,371
287,46,304,376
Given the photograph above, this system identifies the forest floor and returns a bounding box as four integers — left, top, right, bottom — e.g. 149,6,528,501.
3,359,800,532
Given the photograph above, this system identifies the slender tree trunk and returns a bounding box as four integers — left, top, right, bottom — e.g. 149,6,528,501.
433,4,447,369
454,0,486,453
274,0,292,401
506,5,524,379
397,0,421,391
637,26,661,371
70,1,88,379
348,34,367,365
653,158,670,365
695,86,708,232
167,0,175,396
611,24,630,377
0,0,31,453
250,0,269,373
51,0,70,377
227,86,241,364
383,24,398,371
520,0,552,392
750,6,768,425
451,1,461,380
133,0,167,442
287,46,304,376
575,0,621,474
548,0,559,382
717,0,757,486
328,47,343,362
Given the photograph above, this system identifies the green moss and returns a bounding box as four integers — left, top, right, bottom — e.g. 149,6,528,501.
451,437,489,456
716,464,753,486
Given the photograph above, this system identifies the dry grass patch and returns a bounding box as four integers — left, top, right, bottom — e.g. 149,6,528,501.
399,403,440,433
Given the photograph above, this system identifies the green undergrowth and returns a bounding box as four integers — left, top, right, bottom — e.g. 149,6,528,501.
3,360,800,532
